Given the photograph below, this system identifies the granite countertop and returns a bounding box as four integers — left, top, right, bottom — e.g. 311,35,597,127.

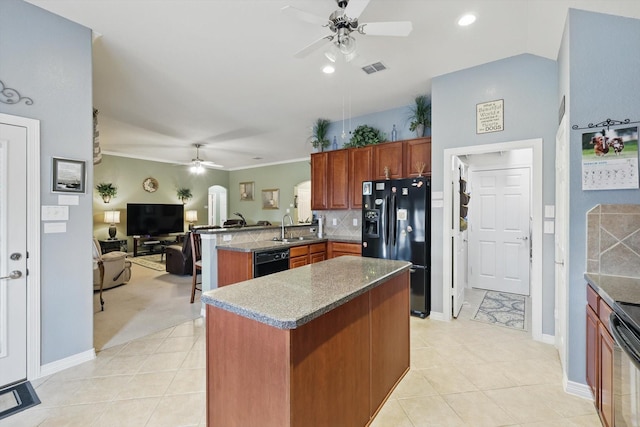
216,236,361,253
216,237,328,252
201,256,411,329
584,273,640,308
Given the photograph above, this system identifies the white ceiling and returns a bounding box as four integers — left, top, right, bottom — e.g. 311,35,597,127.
25,0,640,170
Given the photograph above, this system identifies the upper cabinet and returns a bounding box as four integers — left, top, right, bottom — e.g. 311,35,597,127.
349,146,372,209
373,141,404,180
312,137,431,210
405,137,431,177
327,149,349,209
311,152,328,210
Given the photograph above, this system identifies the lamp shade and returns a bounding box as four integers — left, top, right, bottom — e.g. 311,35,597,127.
185,210,198,223
104,210,120,224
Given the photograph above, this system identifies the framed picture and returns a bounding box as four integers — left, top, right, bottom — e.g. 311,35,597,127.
52,157,86,193
261,188,279,209
240,181,254,201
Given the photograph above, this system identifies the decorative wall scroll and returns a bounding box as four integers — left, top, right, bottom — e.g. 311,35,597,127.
0,79,34,105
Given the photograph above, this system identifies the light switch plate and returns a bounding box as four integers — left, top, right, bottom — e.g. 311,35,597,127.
223,234,232,241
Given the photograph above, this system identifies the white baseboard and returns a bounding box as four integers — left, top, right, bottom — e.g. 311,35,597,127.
541,333,555,344
38,348,96,378
427,311,447,321
564,374,594,401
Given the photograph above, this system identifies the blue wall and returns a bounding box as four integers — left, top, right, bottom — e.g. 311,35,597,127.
562,9,640,384
431,54,559,328
1,0,94,364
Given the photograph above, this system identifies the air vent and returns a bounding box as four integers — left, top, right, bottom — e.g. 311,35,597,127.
361,62,387,74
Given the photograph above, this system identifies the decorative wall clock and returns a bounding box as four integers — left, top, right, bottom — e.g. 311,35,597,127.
142,177,159,193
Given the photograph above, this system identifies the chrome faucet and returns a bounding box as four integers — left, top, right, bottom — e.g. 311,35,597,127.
281,213,293,240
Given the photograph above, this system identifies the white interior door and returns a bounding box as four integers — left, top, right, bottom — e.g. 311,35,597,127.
0,122,28,387
555,117,569,369
469,167,531,295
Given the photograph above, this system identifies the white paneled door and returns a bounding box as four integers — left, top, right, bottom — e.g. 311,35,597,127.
469,167,531,295
0,121,28,387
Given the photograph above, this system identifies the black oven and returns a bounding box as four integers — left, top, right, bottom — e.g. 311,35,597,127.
253,248,289,278
610,304,640,426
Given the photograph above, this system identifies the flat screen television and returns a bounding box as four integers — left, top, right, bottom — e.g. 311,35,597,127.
126,203,184,236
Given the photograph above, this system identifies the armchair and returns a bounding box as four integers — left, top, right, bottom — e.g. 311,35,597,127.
165,233,193,275
92,239,131,290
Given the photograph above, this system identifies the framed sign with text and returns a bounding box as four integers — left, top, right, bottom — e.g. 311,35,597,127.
476,99,504,134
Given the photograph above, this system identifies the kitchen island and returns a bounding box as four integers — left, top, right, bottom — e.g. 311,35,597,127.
201,256,411,427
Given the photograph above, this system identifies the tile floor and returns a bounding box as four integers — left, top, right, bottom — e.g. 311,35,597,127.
3,289,602,427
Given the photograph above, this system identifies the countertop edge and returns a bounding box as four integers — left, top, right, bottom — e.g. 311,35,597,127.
202,259,411,330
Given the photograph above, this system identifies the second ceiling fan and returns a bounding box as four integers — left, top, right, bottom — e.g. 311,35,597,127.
283,0,413,62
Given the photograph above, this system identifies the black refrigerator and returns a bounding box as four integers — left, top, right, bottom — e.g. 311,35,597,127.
362,177,430,317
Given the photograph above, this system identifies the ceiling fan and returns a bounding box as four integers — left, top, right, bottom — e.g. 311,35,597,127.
282,0,413,62
185,143,223,174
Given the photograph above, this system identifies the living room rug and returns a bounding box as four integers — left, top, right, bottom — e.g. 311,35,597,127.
472,290,526,330
0,381,40,421
128,254,165,271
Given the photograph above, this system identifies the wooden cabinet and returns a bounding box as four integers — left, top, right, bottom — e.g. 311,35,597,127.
405,137,432,177
309,242,326,264
586,283,615,427
289,245,309,269
328,241,361,259
311,152,328,210
348,146,372,209
327,149,349,209
218,250,252,286
290,242,327,268
312,138,431,210
373,141,404,180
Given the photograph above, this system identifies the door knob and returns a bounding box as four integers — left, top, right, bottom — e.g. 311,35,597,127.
0,270,22,280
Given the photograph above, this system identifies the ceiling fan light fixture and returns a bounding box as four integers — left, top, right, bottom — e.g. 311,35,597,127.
323,64,335,74
458,14,476,26
190,160,204,174
338,34,357,55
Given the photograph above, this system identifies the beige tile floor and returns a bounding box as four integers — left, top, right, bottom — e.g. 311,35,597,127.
4,289,602,427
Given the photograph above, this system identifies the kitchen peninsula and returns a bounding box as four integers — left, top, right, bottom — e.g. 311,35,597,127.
201,256,411,427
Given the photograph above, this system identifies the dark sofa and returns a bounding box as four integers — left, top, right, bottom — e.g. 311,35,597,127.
165,233,193,275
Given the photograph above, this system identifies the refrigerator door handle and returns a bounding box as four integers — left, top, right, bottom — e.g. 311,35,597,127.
384,195,390,245
391,194,397,247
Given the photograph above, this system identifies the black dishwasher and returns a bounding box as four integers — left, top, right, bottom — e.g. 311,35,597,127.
254,248,290,278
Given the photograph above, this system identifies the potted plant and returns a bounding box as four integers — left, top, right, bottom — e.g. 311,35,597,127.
177,187,193,204
343,125,385,148
96,182,117,203
309,118,331,151
408,95,431,137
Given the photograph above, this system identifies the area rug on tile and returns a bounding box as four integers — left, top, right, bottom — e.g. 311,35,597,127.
128,254,165,271
472,290,526,330
0,381,40,421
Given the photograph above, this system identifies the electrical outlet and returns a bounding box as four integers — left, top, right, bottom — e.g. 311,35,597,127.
353,218,358,226
310,227,316,233
332,218,337,226
223,234,232,241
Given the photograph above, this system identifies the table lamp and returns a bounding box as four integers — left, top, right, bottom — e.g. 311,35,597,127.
104,210,120,240
186,210,198,230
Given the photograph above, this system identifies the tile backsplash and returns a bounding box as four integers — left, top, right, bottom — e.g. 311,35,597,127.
587,204,640,278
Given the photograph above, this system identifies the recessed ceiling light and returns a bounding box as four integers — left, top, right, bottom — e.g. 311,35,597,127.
458,14,476,26
323,65,335,74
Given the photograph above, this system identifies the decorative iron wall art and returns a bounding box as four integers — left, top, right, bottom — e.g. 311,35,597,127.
0,79,34,105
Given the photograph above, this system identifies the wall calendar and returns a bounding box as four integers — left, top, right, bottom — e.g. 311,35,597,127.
581,126,639,190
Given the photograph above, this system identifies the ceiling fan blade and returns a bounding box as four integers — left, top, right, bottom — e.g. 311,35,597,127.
294,35,334,58
358,21,413,37
281,5,328,26
344,0,370,19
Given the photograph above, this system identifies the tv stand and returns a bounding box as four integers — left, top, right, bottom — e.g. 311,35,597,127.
132,235,184,257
